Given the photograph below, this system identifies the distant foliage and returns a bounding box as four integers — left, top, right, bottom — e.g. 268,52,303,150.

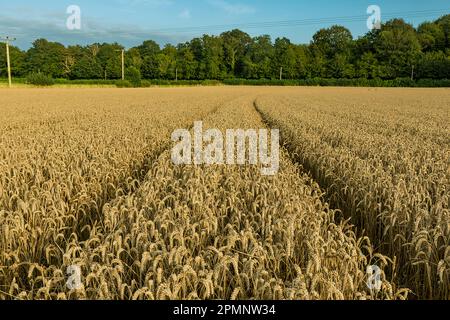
125,67,142,87
140,79,222,87
53,79,116,85
25,72,55,86
115,80,132,88
222,78,450,87
2,14,450,84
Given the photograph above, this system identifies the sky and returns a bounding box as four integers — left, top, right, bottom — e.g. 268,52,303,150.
0,0,449,49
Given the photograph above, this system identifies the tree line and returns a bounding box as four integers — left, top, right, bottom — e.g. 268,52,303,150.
1,15,450,81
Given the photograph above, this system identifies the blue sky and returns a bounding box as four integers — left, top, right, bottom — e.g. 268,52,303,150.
1,0,449,49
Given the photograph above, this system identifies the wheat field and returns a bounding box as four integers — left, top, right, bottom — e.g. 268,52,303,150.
0,87,448,300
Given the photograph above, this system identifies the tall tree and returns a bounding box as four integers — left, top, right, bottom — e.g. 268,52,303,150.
294,44,310,79
416,51,450,79
162,44,177,79
70,56,103,79
312,25,353,58
177,44,197,80
273,37,297,79
356,52,379,79
311,25,353,78
201,35,226,79
96,43,124,79
26,39,66,77
0,44,26,77
137,40,160,58
63,45,85,78
417,22,446,52
126,47,142,71
137,40,161,79
221,29,252,77
436,14,450,49
141,55,159,79
374,19,421,79
242,35,274,79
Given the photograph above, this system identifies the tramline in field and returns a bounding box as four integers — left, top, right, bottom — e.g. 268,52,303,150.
0,86,448,300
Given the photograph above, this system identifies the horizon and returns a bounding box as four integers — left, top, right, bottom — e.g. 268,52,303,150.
1,0,449,50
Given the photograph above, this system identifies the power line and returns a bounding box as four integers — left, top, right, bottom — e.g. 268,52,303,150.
4,8,449,39
135,8,450,34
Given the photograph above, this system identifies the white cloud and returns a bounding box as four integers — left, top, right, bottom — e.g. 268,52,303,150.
0,13,188,49
207,0,255,15
178,9,191,20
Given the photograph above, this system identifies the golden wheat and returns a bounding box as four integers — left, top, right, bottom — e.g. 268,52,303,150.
255,87,449,299
2,86,444,300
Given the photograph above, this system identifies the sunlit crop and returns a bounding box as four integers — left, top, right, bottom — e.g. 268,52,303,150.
2,86,447,300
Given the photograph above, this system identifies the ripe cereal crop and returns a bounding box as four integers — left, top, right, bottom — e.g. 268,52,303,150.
0,86,448,300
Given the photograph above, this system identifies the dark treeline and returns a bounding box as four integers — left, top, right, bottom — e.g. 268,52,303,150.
1,15,450,81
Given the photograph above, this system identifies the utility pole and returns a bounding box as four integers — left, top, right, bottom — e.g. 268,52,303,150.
279,67,283,81
1,36,16,88
115,49,125,80
121,49,125,81
175,68,178,81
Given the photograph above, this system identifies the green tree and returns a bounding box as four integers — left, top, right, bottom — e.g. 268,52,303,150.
96,43,123,79
273,38,297,79
294,45,310,79
105,56,122,79
177,44,197,79
162,44,177,79
63,45,85,78
201,35,226,79
330,53,355,78
374,19,421,79
312,25,353,58
26,39,67,77
417,51,450,79
221,29,252,77
69,56,103,79
126,47,142,71
155,53,171,79
311,25,353,78
356,52,379,78
354,29,380,56
138,40,161,79
243,35,274,79
0,44,26,77
417,22,446,52
308,51,327,78
436,15,450,48
141,55,158,79
137,40,160,58
125,66,142,86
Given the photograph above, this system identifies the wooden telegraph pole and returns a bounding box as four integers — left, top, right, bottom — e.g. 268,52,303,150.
1,36,16,88
115,49,125,80
121,49,125,81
